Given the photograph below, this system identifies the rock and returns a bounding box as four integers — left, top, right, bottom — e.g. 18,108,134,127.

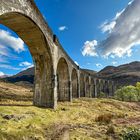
2,115,14,120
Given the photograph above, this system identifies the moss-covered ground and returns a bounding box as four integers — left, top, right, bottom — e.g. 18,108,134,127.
0,82,140,140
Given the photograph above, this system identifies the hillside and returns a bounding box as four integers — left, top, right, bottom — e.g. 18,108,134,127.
97,61,140,86
1,68,140,139
81,68,97,76
1,61,140,87
0,81,140,140
1,67,34,85
0,75,9,79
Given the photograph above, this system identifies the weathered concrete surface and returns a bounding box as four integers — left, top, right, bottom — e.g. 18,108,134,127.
57,58,70,101
0,0,116,108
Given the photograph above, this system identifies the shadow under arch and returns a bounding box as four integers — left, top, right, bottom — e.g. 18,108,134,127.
96,79,100,96
85,76,90,97
57,57,70,101
71,68,78,98
80,73,85,97
91,78,95,98
0,12,54,108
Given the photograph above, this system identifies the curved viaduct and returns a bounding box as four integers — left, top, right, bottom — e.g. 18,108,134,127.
0,0,116,108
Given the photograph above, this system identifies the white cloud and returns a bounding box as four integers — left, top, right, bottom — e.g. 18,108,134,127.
19,61,32,67
99,0,140,58
58,26,68,31
128,0,134,5
100,8,125,34
0,64,20,70
74,61,79,66
110,55,115,59
0,44,20,60
112,61,117,65
100,21,116,34
21,65,34,71
0,44,9,57
43,14,47,21
115,9,125,20
0,61,34,72
82,40,98,57
0,29,25,69
0,71,5,76
0,29,25,53
96,63,102,67
19,61,34,71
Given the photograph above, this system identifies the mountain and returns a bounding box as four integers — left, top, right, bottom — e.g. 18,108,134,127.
1,61,140,87
97,61,140,87
0,75,9,78
81,69,97,76
1,67,34,84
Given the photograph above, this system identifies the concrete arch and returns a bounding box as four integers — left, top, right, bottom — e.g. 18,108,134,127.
85,76,90,97
71,68,78,98
57,57,70,101
80,73,85,97
0,12,54,108
0,1,117,108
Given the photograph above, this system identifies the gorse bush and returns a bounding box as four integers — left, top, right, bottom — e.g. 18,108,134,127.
106,125,115,135
97,92,106,98
122,128,140,140
136,82,140,101
95,113,114,124
115,82,140,102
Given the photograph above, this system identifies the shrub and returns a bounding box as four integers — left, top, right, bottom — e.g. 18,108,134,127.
95,113,114,124
136,82,140,101
97,92,106,98
115,85,138,102
122,128,140,140
106,125,115,135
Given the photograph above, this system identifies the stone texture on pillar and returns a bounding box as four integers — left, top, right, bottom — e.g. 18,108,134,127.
57,58,70,101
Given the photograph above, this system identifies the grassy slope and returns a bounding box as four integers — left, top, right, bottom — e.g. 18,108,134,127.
0,82,140,140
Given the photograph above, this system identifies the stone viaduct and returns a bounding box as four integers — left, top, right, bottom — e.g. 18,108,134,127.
0,0,116,108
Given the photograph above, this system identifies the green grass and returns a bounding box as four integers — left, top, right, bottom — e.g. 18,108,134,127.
0,82,140,140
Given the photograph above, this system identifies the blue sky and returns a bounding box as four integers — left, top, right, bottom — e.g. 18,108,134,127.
1,0,140,76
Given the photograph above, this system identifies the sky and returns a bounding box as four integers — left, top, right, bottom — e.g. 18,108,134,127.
1,0,140,76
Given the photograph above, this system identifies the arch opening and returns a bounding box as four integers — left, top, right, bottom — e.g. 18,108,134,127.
57,58,70,101
0,12,54,107
108,81,113,96
91,78,95,98
71,68,78,98
80,73,85,97
96,79,100,96
104,81,109,97
85,76,90,97
100,80,104,93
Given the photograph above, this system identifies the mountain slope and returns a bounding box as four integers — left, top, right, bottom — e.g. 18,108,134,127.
0,81,140,139
1,61,140,87
0,75,9,78
97,61,140,86
1,67,34,84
